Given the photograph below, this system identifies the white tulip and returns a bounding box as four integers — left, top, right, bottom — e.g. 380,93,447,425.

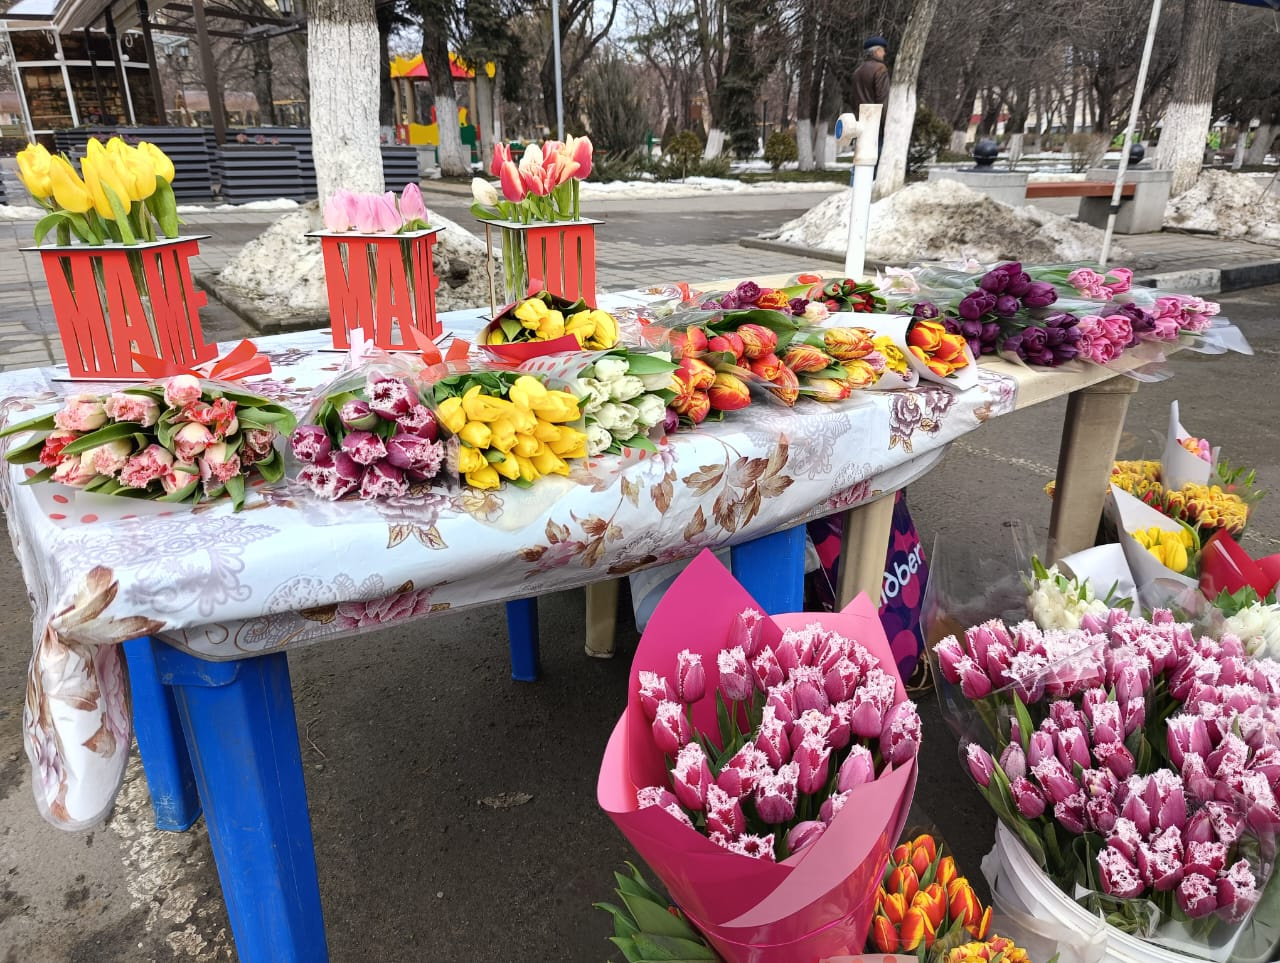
633,393,667,428
608,375,646,403
592,357,629,382
586,424,613,456
471,177,499,207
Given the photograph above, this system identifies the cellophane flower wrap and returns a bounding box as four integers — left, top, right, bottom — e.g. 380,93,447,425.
1,374,294,511
517,348,676,456
288,355,446,501
933,607,1280,960
424,363,588,491
481,289,620,360
599,551,920,963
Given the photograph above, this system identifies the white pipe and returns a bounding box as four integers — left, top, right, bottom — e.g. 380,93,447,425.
551,0,564,140
1101,0,1162,268
836,104,882,280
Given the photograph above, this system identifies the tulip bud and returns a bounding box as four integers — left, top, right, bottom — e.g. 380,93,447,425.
675,649,705,703
707,371,751,411
736,323,778,359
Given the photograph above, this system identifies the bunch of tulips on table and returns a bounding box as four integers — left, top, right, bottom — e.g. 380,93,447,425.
429,369,587,490
2,373,294,510
289,367,446,500
481,290,619,354
564,350,677,456
16,136,180,246
934,605,1280,954
695,276,884,320
779,325,915,398
1035,265,1220,339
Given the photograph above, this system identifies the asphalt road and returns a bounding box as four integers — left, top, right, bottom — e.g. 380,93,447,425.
0,227,1277,961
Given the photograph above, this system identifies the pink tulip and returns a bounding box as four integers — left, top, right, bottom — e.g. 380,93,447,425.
1177,873,1220,918
823,656,860,704
794,731,832,795
1097,845,1145,899
999,742,1027,781
966,743,994,787
373,191,404,233
199,442,242,490
716,646,753,702
118,444,175,490
753,762,799,825
51,453,96,487
637,671,675,721
1011,776,1046,818
291,426,332,464
53,394,108,432
674,649,705,703
163,374,203,408
730,607,766,659
785,820,826,856
652,700,690,755
323,188,356,232
88,438,133,476
754,705,790,769
499,161,525,203
296,451,360,500
837,744,875,792
398,182,429,226
567,134,593,180
103,392,159,426
173,422,214,462
705,785,745,839
881,700,921,767
352,194,380,233
489,141,512,177
672,742,713,812
752,647,784,690
544,151,579,189
341,429,387,466
519,163,549,197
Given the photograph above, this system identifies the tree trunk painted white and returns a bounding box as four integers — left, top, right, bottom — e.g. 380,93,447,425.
1231,129,1247,169
797,117,814,171
1157,100,1214,195
1006,132,1024,168
434,90,470,177
1244,122,1275,165
872,0,940,200
704,128,725,159
949,129,968,155
1154,0,1223,196
308,0,382,204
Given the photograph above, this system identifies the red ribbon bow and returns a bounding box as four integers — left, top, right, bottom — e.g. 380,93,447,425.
133,339,273,382
407,327,470,366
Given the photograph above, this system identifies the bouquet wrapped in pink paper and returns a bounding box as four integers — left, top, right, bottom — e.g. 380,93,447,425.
598,551,920,962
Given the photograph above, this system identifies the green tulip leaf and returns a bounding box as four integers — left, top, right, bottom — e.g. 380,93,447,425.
20,465,57,486
61,421,145,455
0,411,58,438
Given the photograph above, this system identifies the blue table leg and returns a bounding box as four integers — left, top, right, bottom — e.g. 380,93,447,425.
122,636,201,831
151,641,328,963
505,598,540,682
731,524,807,615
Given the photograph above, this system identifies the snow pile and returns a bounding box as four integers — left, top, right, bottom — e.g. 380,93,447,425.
1165,170,1280,245
177,199,301,214
763,179,1131,264
0,203,48,220
581,178,843,199
217,202,494,321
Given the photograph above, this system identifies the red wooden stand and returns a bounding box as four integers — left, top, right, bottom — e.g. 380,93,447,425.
524,221,598,307
35,237,216,381
316,228,443,350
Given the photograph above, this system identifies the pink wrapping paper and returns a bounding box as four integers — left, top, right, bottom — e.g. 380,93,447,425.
598,550,919,962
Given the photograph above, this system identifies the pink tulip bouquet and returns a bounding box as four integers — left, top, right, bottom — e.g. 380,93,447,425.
600,551,920,963
934,608,1280,956
470,135,593,224
321,183,432,235
1,374,295,510
289,366,446,500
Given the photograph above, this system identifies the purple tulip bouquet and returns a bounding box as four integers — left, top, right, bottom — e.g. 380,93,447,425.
934,608,1279,955
289,365,446,500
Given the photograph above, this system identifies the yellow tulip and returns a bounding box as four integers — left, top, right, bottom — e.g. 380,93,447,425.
564,310,597,344
548,426,588,459
530,391,581,423
465,465,502,490
81,152,132,220
16,144,53,199
531,449,569,477
512,433,542,458
508,375,548,409
46,156,93,214
514,298,551,329
516,456,540,484
533,420,562,443
138,142,175,183
492,451,521,480
117,144,158,201
585,309,619,349
460,384,512,423
458,421,492,449
507,405,538,434
436,397,466,434
457,445,488,474
488,417,518,453
541,309,566,340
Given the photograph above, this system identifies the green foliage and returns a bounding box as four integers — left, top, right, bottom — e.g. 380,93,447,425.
908,104,951,179
763,130,798,171
595,863,716,962
584,52,651,156
590,149,653,183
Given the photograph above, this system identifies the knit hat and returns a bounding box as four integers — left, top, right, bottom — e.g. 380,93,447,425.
863,36,888,51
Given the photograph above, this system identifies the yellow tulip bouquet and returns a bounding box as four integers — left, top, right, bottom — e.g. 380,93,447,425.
17,136,179,247
427,369,589,490
482,290,619,360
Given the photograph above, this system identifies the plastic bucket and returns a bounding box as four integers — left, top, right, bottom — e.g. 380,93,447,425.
983,824,1248,963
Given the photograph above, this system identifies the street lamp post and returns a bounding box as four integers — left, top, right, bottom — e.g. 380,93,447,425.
551,0,563,140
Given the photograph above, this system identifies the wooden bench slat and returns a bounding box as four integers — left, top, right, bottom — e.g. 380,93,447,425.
1025,182,1137,199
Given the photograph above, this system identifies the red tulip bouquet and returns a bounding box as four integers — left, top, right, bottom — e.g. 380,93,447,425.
599,551,920,963
934,607,1280,959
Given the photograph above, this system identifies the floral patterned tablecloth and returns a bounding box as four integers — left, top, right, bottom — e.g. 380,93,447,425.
0,293,1020,829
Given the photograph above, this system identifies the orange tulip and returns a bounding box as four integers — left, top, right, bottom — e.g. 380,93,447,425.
684,390,710,424
899,905,937,951
948,878,982,929
910,834,938,864
910,839,936,877
782,343,833,373
915,882,948,929
842,359,878,389
892,843,911,867
935,855,958,889
749,352,783,381
824,326,875,361
736,323,777,359
870,914,899,953
707,371,751,411
970,905,993,940
887,864,919,904
907,319,945,352
679,357,716,391
769,365,799,405
878,891,907,926
669,326,708,359
756,289,790,311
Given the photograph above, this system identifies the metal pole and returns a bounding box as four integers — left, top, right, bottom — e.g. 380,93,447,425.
190,0,227,144
1100,0,1162,267
551,0,563,140
838,103,882,280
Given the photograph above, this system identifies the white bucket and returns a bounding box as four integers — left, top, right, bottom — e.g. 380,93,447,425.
982,824,1248,963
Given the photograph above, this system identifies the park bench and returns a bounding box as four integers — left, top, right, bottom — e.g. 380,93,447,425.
1025,181,1137,200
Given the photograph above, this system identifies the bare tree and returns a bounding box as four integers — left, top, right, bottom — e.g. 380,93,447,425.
873,0,939,197
1155,0,1226,194
537,0,619,134
626,0,703,135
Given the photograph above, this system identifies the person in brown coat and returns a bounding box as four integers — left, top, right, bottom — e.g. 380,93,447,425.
851,36,890,172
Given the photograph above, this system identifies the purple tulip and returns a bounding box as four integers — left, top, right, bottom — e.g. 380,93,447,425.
911,300,941,320
788,297,809,316
1217,861,1262,922
752,647,784,691
733,280,762,304
958,657,993,699
359,460,407,499
979,270,1010,294
1000,742,1027,781
1005,270,1032,297
341,429,387,466
1098,845,1146,899
652,700,691,755
296,451,360,499
1055,791,1089,834
1120,792,1154,836
1168,716,1211,769
385,433,444,475
672,742,714,812
966,743,994,787
1138,844,1183,895
881,700,922,767
1022,281,1058,308
1086,794,1119,834
994,294,1020,318
1010,776,1045,818
396,404,439,440
1028,730,1057,768
934,636,965,683
958,290,996,320
368,374,414,419
290,425,332,463
1177,873,1221,919
1033,757,1079,805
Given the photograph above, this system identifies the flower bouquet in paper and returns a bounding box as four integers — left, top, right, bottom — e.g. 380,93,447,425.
426,368,587,490
289,364,446,501
934,608,1280,961
481,289,619,361
2,367,294,511
776,325,917,401
845,315,977,390
598,551,920,963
